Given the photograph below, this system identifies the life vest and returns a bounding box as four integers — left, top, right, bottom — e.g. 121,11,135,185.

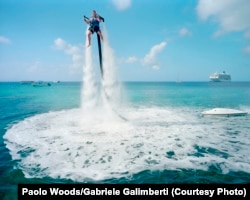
90,17,99,28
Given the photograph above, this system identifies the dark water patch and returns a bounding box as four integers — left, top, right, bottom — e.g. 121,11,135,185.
0,111,40,134
165,151,176,159
101,169,250,184
1,169,249,199
1,111,38,122
191,145,229,159
17,147,36,158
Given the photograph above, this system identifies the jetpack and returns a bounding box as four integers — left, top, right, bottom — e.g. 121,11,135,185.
83,15,104,78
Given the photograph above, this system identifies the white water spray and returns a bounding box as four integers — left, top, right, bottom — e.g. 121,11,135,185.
102,25,123,108
81,28,99,109
81,25,125,119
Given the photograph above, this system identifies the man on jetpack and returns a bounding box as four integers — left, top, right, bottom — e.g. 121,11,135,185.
83,10,104,47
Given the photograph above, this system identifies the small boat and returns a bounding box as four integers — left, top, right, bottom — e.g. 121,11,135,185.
201,108,247,117
32,81,51,87
209,71,231,82
20,81,34,84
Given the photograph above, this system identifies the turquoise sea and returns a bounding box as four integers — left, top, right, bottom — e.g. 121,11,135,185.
1,81,250,199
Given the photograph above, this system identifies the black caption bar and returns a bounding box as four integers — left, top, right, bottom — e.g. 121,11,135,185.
18,184,249,200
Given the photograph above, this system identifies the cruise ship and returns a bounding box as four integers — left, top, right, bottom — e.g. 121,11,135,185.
209,71,231,82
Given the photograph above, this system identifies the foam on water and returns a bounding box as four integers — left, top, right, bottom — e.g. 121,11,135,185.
4,106,250,181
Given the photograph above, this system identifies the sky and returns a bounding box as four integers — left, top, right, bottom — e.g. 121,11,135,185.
0,0,250,82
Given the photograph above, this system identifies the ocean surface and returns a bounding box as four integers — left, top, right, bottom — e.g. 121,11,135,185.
1,81,250,199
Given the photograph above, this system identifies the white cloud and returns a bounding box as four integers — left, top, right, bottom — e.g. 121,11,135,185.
123,41,166,70
53,38,83,70
53,38,66,50
152,65,160,71
244,45,250,55
244,31,250,39
142,41,166,66
112,0,131,11
179,28,192,37
27,61,42,73
25,61,46,79
122,41,167,70
0,36,11,44
125,56,138,63
196,0,250,37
